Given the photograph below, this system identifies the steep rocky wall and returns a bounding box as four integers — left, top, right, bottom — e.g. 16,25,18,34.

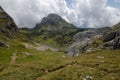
0,6,18,39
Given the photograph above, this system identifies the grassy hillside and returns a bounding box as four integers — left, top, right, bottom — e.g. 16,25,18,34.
0,30,119,80
20,27,81,50
0,46,120,80
112,22,120,31
0,23,120,80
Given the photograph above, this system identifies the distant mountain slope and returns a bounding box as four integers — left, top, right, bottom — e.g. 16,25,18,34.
30,14,84,47
35,14,77,30
34,14,79,36
112,22,120,31
0,6,18,39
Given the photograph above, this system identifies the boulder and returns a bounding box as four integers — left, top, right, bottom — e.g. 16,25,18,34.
103,30,120,42
65,41,90,57
114,36,120,49
103,32,116,42
103,30,120,49
103,40,114,49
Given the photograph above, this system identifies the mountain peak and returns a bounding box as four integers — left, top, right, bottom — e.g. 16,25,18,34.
35,13,76,30
40,13,64,25
47,13,61,18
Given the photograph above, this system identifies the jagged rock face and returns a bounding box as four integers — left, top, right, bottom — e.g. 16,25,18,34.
39,14,64,25
0,6,18,38
103,30,120,49
65,27,111,57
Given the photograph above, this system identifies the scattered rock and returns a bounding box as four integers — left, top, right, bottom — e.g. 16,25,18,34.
86,48,94,53
86,75,93,79
97,56,104,59
45,69,48,73
82,75,93,80
0,41,9,48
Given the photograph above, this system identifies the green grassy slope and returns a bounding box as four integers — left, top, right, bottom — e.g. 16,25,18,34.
41,50,120,80
112,22,120,31
0,30,119,80
0,41,120,80
0,27,120,80
19,28,75,50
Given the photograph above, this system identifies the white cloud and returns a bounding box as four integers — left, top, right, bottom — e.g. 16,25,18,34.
72,0,120,28
0,0,120,28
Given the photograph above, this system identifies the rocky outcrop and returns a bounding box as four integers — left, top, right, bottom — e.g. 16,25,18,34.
103,30,120,49
103,31,116,42
65,27,111,57
0,6,18,39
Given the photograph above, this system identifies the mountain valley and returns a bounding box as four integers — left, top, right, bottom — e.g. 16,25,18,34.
0,6,120,80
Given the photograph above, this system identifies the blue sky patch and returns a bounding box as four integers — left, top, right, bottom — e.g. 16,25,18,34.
107,0,120,8
66,0,73,8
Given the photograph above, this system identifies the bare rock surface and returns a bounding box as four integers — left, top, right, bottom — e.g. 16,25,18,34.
65,27,111,57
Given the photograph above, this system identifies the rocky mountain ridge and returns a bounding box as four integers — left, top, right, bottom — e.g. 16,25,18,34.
0,6,18,47
0,6,18,39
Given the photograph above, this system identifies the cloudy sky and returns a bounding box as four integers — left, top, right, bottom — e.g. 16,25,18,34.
0,0,120,28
